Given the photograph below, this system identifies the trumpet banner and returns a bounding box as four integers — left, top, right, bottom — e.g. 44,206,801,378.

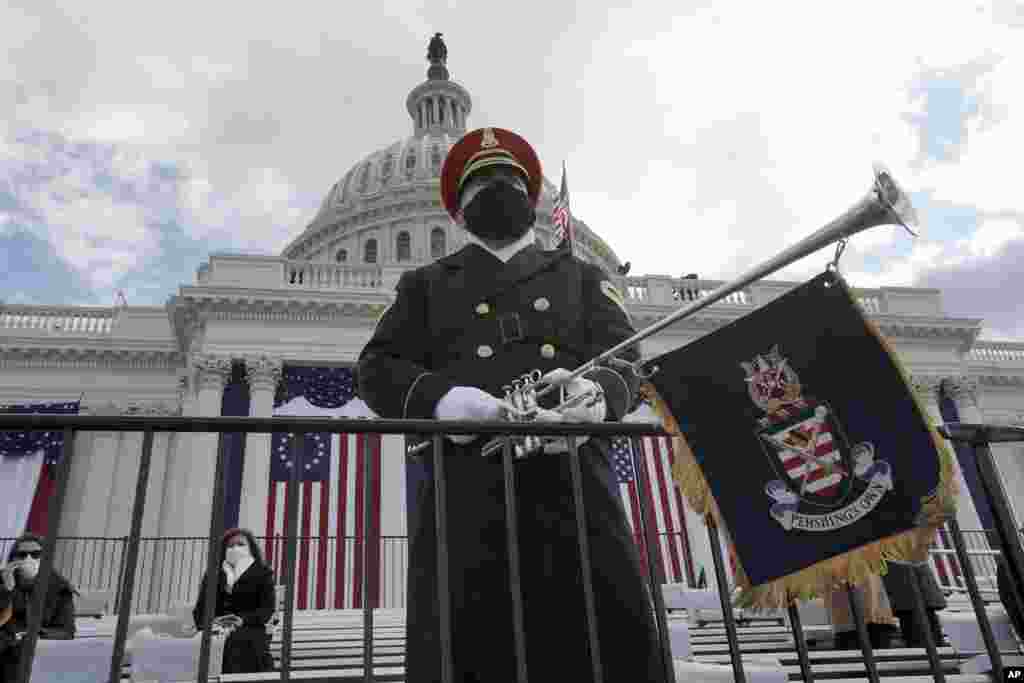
640,270,958,609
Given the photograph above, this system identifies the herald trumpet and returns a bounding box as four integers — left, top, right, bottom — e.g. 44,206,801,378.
408,163,920,459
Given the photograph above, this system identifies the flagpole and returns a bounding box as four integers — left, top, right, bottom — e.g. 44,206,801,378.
552,161,575,256
562,161,573,257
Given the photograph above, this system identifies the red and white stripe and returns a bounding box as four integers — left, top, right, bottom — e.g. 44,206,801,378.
619,436,696,585
552,201,570,241
264,432,406,610
772,417,845,497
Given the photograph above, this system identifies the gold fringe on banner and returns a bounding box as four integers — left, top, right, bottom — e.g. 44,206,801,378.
639,286,959,610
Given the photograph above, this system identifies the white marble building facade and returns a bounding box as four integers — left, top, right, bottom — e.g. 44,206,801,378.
2,47,1023,608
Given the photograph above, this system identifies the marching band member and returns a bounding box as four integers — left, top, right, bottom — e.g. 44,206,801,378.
0,533,76,681
357,127,666,681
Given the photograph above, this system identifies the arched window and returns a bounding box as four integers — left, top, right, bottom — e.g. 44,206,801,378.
405,150,417,179
431,227,446,258
335,248,348,263
396,231,411,262
381,154,394,181
364,239,378,264
431,144,442,174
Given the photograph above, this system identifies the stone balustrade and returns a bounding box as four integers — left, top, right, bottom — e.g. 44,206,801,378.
968,341,1024,370
283,261,383,289
184,254,950,317
0,305,116,336
192,253,386,291
622,276,889,314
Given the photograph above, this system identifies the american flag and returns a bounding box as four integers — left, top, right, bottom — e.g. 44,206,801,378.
266,430,390,611
611,436,695,585
0,401,79,538
265,382,406,611
551,163,573,251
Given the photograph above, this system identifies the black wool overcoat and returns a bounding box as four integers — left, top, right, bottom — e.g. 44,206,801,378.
193,562,276,674
358,243,667,682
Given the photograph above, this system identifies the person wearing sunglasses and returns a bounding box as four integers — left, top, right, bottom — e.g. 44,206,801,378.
0,533,77,680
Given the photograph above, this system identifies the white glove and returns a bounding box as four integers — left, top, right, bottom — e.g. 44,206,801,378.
533,369,607,454
539,369,606,423
1,562,18,592
435,386,513,444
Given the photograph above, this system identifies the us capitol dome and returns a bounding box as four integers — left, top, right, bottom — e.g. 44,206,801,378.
279,34,625,275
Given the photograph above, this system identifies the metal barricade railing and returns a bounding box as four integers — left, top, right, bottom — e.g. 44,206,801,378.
5,529,1008,614
2,413,1021,683
0,414,673,683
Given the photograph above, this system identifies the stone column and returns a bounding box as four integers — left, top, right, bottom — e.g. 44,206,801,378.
56,429,95,539
54,429,95,583
183,355,232,538
155,375,199,610
158,377,193,539
946,376,1023,530
103,402,176,613
72,403,121,538
911,375,982,531
139,429,172,613
56,401,121,591
106,425,142,538
239,356,282,538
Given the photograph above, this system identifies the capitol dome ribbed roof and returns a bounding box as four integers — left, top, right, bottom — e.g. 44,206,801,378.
280,35,623,274
314,131,560,221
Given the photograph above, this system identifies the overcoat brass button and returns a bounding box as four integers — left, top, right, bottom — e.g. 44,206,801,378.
533,297,550,312
540,343,556,359
477,345,494,358
476,302,490,315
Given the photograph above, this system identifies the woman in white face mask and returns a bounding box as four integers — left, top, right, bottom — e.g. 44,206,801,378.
192,528,276,674
1,533,77,680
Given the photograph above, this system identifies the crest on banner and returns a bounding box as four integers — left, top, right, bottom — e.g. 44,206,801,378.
744,346,893,532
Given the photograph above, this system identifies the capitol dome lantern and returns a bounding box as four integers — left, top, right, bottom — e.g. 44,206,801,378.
280,35,626,278
407,33,472,139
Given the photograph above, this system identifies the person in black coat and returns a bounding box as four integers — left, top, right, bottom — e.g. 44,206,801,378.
0,533,77,682
881,556,947,648
358,127,666,682
193,528,276,674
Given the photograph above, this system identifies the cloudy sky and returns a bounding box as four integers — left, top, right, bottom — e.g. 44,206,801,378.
2,1,1022,339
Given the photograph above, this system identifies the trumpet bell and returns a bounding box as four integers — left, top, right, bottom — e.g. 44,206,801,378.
872,162,920,236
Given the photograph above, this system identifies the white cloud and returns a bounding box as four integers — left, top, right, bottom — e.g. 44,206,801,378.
24,190,158,289
177,164,309,251
559,1,1024,289
959,218,1024,259
1,1,1022,339
77,108,191,144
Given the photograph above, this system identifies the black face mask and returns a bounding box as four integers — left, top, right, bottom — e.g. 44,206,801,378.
461,180,536,243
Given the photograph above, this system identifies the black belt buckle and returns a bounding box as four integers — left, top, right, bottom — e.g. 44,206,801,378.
498,312,524,345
